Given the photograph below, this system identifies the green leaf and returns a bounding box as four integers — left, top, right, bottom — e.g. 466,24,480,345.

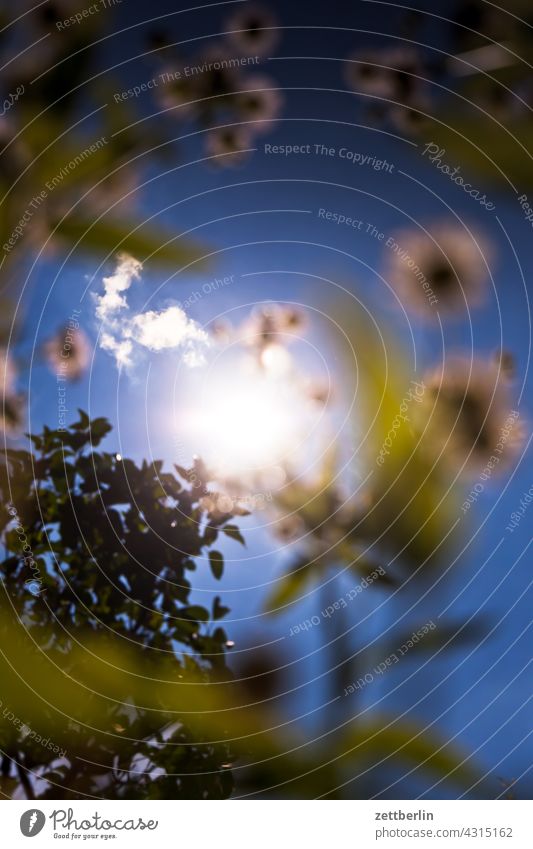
385,620,488,658
209,550,224,580
182,605,209,623
202,525,219,547
222,524,246,546
89,417,112,444
54,215,211,269
213,596,230,621
72,410,91,431
342,718,481,790
264,560,314,613
429,110,533,189
334,312,460,570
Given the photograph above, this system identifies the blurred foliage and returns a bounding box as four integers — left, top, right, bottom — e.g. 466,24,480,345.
0,411,240,798
0,0,509,800
438,0,533,189
0,413,483,799
268,317,461,612
350,0,533,187
0,0,285,337
0,1,210,341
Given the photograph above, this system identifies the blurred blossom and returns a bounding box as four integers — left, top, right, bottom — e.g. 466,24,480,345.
0,118,31,181
279,306,307,334
386,224,491,319
205,126,253,166
259,343,292,375
200,491,249,521
155,68,197,117
236,74,283,132
389,96,430,134
216,493,235,514
241,304,306,352
225,4,280,57
145,29,172,54
419,357,524,475
37,0,93,18
199,495,216,513
0,347,17,397
493,349,516,381
209,318,233,345
345,47,423,101
44,326,91,381
260,464,286,489
345,50,401,98
0,348,24,437
16,0,101,76
0,393,24,437
195,44,242,102
306,381,331,406
275,513,305,542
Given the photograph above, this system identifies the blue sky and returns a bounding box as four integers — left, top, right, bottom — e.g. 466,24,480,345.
14,0,533,797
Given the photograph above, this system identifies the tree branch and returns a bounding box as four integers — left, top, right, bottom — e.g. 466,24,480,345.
16,758,35,800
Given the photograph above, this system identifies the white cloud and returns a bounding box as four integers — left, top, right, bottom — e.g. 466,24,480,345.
100,333,134,368
129,306,208,352
95,254,142,321
94,254,209,370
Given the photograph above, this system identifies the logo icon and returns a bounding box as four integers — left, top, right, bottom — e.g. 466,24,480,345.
20,810,46,837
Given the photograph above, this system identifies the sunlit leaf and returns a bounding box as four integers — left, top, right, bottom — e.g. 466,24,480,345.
54,215,211,269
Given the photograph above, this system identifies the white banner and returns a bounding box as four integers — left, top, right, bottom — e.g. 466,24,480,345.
1,800,531,848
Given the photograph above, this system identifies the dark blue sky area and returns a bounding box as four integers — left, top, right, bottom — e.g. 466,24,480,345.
17,0,532,798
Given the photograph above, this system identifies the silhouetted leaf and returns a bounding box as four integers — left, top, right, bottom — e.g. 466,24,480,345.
213,596,230,620
209,550,224,580
223,524,246,546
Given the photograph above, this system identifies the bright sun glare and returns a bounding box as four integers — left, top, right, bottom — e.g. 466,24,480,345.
186,367,302,474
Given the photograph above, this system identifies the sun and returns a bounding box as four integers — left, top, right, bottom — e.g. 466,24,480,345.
178,342,321,477
185,367,301,475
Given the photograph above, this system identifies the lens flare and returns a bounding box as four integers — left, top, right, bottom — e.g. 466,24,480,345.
186,367,302,474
